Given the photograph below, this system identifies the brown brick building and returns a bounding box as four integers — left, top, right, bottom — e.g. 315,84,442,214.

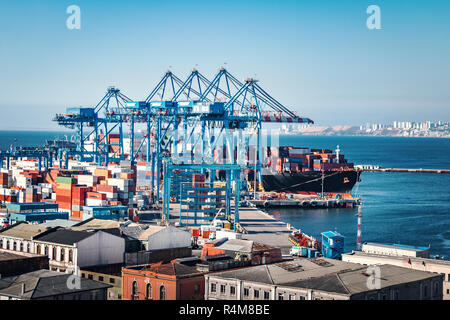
122,261,204,300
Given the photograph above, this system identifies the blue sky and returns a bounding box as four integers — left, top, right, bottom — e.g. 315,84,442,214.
0,0,449,130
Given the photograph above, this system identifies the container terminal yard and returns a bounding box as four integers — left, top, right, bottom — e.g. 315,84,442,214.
0,68,448,301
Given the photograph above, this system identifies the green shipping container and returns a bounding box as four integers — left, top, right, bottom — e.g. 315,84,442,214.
56,176,76,184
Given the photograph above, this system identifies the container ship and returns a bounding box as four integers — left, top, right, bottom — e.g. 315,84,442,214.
246,145,361,194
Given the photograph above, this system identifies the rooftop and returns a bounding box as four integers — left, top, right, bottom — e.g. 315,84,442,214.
33,229,94,245
216,239,254,253
0,269,111,299
124,262,203,278
6,202,59,211
322,231,345,239
0,249,44,262
363,242,430,252
209,258,441,296
40,219,79,228
0,222,52,240
70,218,121,231
343,250,450,266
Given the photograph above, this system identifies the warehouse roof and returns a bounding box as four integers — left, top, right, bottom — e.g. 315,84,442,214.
210,258,441,296
70,218,121,231
343,250,450,266
364,242,429,252
0,269,111,299
0,222,52,240
33,229,94,245
40,219,79,228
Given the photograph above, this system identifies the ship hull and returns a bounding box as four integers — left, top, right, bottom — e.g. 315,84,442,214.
256,170,361,193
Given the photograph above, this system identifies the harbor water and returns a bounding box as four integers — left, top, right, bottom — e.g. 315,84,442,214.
266,135,450,258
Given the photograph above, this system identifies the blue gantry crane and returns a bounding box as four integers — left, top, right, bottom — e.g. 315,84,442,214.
49,67,313,226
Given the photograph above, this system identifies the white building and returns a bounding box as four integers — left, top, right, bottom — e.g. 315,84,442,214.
144,225,191,251
32,229,125,274
361,243,430,258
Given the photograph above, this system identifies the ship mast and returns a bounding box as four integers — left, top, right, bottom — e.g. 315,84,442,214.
335,145,340,164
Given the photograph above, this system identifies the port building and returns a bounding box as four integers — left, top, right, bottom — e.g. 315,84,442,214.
342,250,450,300
205,258,443,300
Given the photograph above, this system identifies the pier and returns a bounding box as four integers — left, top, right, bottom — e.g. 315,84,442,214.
248,197,360,208
235,206,295,254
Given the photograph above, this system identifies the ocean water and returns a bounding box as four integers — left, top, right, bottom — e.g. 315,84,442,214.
0,131,70,150
267,135,450,258
1,131,450,257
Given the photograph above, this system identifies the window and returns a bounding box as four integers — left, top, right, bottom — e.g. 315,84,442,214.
423,285,428,298
25,243,29,253
434,282,439,295
230,286,236,296
109,278,115,284
68,249,73,263
264,291,270,300
0,239,2,248
13,241,17,251
60,248,65,262
220,284,226,294
254,290,260,299
278,293,284,300
243,288,249,297
146,283,152,300
132,281,138,299
52,247,57,260
211,283,216,293
300,296,306,300
20,242,23,252
81,273,85,278
98,276,104,282
393,291,399,300
194,284,200,295
44,246,49,255
289,294,295,300
160,286,166,300
88,274,93,280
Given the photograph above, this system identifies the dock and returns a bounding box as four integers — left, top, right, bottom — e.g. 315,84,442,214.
248,197,360,208
357,165,450,173
235,206,295,254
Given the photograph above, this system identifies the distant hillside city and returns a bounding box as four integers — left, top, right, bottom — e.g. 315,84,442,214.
280,121,450,138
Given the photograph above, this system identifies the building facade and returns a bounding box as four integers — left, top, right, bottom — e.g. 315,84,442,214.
342,251,450,300
33,229,125,274
122,262,204,300
205,258,443,300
